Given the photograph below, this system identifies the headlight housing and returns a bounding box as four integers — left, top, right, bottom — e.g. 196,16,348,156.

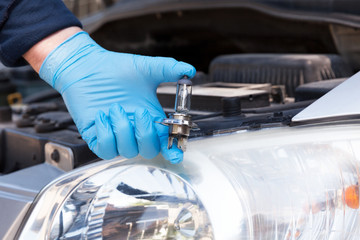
49,165,213,239
18,123,360,239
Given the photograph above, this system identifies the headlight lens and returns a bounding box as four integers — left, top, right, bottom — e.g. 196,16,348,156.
48,165,213,239
18,123,360,239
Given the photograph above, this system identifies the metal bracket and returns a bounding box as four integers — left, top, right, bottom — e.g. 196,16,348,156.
45,142,74,172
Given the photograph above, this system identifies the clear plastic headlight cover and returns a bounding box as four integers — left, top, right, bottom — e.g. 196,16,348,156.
49,165,212,239
18,123,360,239
41,165,212,239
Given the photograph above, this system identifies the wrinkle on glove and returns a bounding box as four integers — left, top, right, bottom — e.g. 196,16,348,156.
39,32,196,163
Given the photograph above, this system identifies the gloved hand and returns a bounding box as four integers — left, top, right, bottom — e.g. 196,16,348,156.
39,32,196,163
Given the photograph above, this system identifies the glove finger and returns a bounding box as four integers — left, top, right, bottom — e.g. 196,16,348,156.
135,55,196,84
109,103,138,158
154,117,184,164
134,108,160,159
91,111,118,160
160,136,184,164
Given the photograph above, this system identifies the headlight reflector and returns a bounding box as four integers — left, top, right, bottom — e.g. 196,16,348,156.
48,165,213,239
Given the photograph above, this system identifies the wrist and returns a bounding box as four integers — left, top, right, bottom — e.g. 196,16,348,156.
39,31,99,93
23,27,82,73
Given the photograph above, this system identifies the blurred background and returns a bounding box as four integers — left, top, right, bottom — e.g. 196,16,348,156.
63,0,119,18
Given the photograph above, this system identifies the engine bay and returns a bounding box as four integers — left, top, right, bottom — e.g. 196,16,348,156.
0,51,353,174
1,2,359,174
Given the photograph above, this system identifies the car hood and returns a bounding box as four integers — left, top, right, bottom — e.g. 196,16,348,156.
83,0,360,33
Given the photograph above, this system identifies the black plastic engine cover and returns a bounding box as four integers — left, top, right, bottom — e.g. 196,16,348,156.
0,126,98,174
295,78,346,101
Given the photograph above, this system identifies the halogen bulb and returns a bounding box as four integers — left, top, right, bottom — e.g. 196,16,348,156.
159,76,197,151
175,77,192,114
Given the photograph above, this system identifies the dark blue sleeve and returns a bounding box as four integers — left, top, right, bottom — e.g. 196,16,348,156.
0,0,82,67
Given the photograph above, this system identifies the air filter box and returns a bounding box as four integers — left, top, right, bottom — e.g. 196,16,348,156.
209,54,352,97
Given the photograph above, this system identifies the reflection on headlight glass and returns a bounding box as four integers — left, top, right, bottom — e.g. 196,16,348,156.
210,139,360,239
49,166,213,239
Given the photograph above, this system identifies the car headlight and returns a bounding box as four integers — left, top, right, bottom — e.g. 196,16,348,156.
17,123,360,239
49,165,213,239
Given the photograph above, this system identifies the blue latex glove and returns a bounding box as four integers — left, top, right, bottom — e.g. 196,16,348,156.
39,32,196,163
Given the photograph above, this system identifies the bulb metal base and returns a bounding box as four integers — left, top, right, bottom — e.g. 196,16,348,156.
160,113,197,151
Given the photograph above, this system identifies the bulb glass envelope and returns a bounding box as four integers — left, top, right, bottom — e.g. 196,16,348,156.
175,79,192,114
18,122,360,239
